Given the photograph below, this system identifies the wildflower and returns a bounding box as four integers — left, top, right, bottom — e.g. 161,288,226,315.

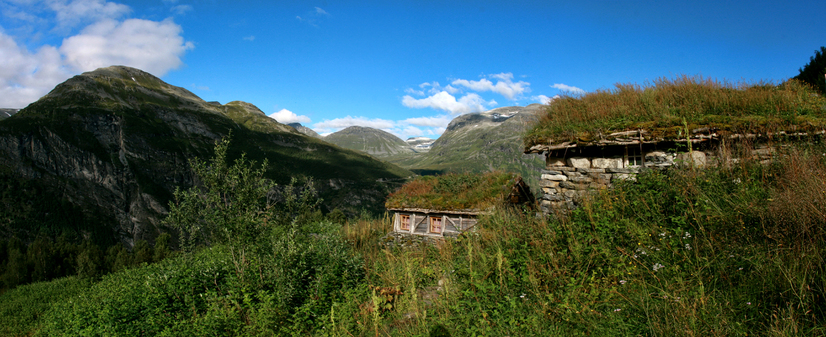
613,308,622,312
733,178,741,184
685,243,692,250
653,263,664,271
683,232,691,238
619,280,627,285
520,293,526,299
747,302,752,305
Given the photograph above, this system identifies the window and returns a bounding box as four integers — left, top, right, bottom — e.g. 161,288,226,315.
625,146,643,167
399,214,410,231
429,216,443,234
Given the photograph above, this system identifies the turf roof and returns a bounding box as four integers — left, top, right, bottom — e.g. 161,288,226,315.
524,76,826,152
385,171,514,212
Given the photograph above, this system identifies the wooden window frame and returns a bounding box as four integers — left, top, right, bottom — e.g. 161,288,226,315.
429,216,443,234
399,214,411,231
625,146,643,168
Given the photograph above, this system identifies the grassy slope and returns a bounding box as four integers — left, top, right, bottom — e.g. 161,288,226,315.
8,143,826,336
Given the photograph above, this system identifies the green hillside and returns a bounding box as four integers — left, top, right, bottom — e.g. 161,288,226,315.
325,125,415,157
388,104,546,187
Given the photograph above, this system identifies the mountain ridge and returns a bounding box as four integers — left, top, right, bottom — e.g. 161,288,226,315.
0,66,411,247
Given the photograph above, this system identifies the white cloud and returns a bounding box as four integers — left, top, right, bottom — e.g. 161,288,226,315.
551,83,585,94
297,6,330,27
170,5,192,15
243,35,255,41
402,91,496,115
451,72,529,100
191,84,210,91
533,94,557,104
47,0,131,30
0,31,71,108
269,109,311,124
314,116,395,130
402,115,452,128
60,18,194,75
404,88,424,96
0,1,194,108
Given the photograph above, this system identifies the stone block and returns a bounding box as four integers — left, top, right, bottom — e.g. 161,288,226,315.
541,174,567,181
577,167,606,173
541,169,562,175
566,157,591,168
590,173,613,181
676,151,706,168
592,157,623,169
569,176,593,183
645,151,675,166
563,170,583,177
559,181,577,189
547,157,566,167
543,194,565,201
539,180,560,188
541,187,558,194
556,167,577,172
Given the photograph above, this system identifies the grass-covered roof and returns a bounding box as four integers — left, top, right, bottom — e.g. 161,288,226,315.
385,171,514,212
524,76,826,152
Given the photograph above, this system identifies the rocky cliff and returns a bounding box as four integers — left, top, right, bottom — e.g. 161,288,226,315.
0,66,411,246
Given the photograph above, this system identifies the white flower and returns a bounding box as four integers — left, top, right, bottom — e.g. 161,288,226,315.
619,280,627,285
685,243,692,250
653,263,665,271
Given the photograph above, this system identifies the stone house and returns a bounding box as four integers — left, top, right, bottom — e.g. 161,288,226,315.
524,128,823,214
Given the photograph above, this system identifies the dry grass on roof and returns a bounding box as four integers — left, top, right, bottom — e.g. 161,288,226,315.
385,171,514,211
524,76,826,148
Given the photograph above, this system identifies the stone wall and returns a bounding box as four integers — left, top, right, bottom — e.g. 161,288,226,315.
538,143,777,214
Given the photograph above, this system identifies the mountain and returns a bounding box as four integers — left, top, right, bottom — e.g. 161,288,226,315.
0,66,411,247
0,109,17,120
387,104,546,187
324,126,416,157
287,122,322,138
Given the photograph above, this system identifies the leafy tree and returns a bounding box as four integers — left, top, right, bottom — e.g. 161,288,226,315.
164,134,276,278
794,46,826,95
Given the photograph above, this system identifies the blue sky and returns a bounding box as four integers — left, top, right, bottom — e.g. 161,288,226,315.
1,0,824,139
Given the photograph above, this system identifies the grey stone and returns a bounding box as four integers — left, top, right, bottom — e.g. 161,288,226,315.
567,157,591,168
592,157,623,169
559,181,577,189
569,176,593,183
541,174,567,181
541,169,562,175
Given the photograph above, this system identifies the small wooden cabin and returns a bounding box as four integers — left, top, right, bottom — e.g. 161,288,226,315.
385,171,523,238
387,207,479,238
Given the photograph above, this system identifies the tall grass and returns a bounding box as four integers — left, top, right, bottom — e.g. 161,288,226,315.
5,143,826,336
525,76,826,147
338,141,826,336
